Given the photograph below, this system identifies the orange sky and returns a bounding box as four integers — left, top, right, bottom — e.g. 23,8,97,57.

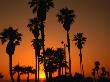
0,0,110,81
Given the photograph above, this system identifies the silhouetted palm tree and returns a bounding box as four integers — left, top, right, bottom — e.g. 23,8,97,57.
73,32,86,76
22,66,34,82
0,27,22,82
27,17,40,82
45,48,57,80
94,61,100,78
36,0,54,80
13,64,24,82
28,0,54,16
101,67,107,78
92,68,96,82
61,41,67,75
55,48,66,76
32,39,42,82
57,7,75,75
28,0,54,80
0,73,4,79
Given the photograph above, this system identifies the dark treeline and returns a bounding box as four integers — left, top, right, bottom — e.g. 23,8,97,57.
0,0,110,82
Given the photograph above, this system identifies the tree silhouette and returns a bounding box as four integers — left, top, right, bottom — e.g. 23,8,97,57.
13,64,24,82
28,0,54,81
100,67,107,79
0,27,22,82
92,68,96,82
54,48,66,76
94,61,100,78
45,48,57,80
32,38,42,82
73,32,87,76
57,7,75,75
0,73,4,79
61,41,67,75
27,17,41,82
22,66,34,82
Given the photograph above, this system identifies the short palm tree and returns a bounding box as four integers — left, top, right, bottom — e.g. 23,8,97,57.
22,66,34,82
101,67,107,78
45,48,57,80
73,32,86,76
57,7,75,75
94,61,100,78
0,27,22,82
55,48,66,76
92,68,96,82
13,64,24,82
0,73,4,79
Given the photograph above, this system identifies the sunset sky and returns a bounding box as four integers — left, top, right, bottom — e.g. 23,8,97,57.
0,0,110,81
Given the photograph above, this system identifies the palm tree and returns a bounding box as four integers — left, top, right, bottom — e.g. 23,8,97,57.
101,67,107,78
27,17,40,82
92,68,96,82
73,32,86,76
32,39,42,82
57,7,75,75
61,41,67,75
55,48,66,76
94,61,100,78
45,48,57,80
22,66,34,82
0,73,4,79
0,27,22,82
13,64,24,82
28,0,54,80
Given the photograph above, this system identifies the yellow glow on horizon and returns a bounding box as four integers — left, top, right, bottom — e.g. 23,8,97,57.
40,71,45,79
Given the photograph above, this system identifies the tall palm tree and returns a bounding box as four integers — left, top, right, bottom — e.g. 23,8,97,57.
61,41,67,75
28,0,54,80
57,7,75,75
0,27,22,82
27,17,40,82
32,39,42,82
13,64,24,82
0,73,4,79
73,32,86,76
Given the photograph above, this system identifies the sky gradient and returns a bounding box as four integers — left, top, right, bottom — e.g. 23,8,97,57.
0,0,110,80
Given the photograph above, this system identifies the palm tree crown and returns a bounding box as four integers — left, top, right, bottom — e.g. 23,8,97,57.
73,33,87,50
28,0,54,14
56,7,75,32
94,61,100,73
0,27,22,55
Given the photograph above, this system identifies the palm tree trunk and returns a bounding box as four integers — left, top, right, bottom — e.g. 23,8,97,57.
35,51,37,82
27,73,29,82
49,72,52,82
38,52,40,82
67,31,71,75
62,67,63,75
40,21,48,81
58,64,61,76
17,72,20,82
64,44,66,76
9,55,14,82
79,49,82,75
